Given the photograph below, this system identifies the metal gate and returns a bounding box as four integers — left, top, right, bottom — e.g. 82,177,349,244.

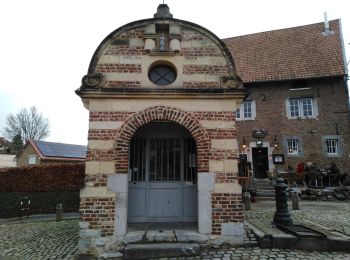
127,123,197,223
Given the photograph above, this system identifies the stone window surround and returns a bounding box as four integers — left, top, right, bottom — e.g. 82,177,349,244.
283,136,304,157
246,140,275,173
322,135,343,157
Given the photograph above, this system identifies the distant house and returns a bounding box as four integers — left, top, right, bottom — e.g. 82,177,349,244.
0,154,16,168
16,140,87,167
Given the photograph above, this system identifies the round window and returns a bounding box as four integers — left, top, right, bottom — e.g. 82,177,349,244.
148,64,176,86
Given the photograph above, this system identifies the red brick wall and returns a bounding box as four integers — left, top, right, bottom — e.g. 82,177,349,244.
212,193,243,234
183,65,229,75
96,64,141,73
80,197,115,237
237,79,350,172
113,106,211,173
183,81,219,89
104,46,145,56
105,80,141,88
88,129,118,141
180,47,221,57
89,112,134,122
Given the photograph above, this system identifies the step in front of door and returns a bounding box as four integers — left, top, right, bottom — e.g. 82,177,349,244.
124,243,200,259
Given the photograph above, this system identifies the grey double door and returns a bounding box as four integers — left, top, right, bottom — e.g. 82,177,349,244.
127,123,197,223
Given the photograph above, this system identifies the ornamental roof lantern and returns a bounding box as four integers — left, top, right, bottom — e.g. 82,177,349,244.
154,4,173,19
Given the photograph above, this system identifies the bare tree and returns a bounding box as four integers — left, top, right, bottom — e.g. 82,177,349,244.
2,106,50,144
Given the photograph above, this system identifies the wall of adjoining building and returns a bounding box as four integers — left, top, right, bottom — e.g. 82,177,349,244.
236,78,350,173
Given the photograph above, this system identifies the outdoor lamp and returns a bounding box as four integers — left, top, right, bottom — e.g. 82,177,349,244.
273,134,278,147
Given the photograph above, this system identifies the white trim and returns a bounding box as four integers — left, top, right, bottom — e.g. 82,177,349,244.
28,155,36,165
286,97,318,119
236,100,256,121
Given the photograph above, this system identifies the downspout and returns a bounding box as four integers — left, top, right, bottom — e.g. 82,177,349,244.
338,19,350,118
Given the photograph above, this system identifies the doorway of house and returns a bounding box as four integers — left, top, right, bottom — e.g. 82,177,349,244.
252,147,268,178
127,122,197,223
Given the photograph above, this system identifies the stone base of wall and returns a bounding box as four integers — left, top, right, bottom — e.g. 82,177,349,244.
78,228,245,258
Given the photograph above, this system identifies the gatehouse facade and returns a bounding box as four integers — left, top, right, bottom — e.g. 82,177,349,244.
76,5,246,255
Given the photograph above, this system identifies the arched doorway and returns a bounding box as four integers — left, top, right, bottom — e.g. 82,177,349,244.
127,121,197,223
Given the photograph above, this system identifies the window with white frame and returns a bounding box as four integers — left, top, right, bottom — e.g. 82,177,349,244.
287,139,299,155
286,97,317,119
283,136,303,156
28,155,36,165
322,135,341,157
236,100,256,120
326,139,338,155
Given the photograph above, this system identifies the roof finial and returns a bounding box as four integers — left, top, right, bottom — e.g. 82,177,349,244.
154,3,173,18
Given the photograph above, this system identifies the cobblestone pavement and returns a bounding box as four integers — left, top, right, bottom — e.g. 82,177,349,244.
0,219,78,260
245,209,350,235
1,210,350,259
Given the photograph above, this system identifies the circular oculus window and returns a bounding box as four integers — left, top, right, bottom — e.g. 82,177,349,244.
148,64,176,86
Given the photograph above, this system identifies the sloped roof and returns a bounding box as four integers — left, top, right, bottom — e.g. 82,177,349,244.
223,20,346,83
32,140,87,160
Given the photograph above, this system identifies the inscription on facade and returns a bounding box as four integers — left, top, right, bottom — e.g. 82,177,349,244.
185,56,198,60
122,55,142,60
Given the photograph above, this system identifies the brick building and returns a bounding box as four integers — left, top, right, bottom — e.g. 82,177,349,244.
16,140,87,166
75,5,349,257
224,19,349,178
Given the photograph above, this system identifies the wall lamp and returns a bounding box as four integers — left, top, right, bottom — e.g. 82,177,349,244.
273,134,278,148
242,136,246,149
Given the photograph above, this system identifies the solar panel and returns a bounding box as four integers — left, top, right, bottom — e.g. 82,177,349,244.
35,141,87,159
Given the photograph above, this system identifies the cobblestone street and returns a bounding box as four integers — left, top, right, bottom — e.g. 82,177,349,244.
1,203,350,259
0,219,78,260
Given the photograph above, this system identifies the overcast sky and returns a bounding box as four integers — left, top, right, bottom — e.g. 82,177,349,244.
0,0,349,145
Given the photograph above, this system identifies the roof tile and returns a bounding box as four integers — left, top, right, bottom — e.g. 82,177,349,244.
223,20,346,83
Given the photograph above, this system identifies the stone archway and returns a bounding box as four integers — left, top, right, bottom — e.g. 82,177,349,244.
114,105,210,174
108,105,213,235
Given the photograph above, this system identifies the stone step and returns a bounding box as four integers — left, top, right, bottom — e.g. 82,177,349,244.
254,196,276,201
255,185,274,190
124,243,200,259
253,178,270,183
255,186,275,190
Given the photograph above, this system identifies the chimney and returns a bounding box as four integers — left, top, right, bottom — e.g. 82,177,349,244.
323,12,334,35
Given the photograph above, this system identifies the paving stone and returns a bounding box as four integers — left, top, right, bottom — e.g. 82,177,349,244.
1,206,350,259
